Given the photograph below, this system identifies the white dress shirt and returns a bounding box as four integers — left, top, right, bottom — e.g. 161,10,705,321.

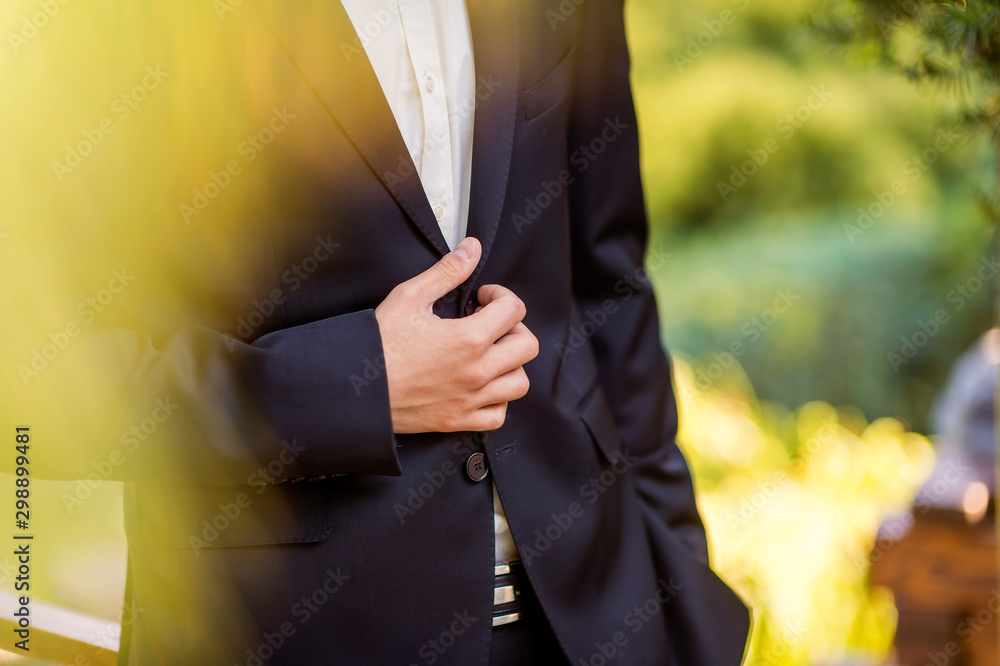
340,0,519,566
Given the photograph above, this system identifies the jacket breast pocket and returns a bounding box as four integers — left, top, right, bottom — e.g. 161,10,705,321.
128,480,332,551
521,46,576,121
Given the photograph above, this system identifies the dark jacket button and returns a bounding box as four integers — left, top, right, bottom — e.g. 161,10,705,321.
465,452,489,482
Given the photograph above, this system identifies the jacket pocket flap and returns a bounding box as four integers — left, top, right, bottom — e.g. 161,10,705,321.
579,386,624,464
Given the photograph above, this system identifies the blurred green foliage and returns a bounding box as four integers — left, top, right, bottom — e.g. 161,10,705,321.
627,0,996,430
648,209,993,430
629,0,972,230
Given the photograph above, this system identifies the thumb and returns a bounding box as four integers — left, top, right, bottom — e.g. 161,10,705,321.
411,236,481,303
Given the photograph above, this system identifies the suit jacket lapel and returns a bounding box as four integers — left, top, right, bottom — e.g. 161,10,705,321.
249,0,521,279
461,0,520,312
250,0,452,257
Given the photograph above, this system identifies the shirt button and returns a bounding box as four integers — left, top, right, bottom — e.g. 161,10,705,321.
425,75,436,93
466,452,489,482
433,204,445,220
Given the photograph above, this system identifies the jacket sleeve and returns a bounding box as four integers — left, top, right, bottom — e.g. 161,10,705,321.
565,0,710,563
4,310,401,485
565,6,753,664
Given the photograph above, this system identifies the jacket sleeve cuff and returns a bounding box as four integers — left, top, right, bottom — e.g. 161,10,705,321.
250,308,401,477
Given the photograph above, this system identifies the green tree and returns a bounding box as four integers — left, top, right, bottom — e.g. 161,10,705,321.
815,0,1000,227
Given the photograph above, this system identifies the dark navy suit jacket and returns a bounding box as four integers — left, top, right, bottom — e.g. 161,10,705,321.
35,0,752,662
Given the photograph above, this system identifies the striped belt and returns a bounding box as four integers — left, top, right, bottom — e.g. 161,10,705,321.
493,561,531,627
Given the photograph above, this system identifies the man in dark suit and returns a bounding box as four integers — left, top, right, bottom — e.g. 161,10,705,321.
7,0,750,662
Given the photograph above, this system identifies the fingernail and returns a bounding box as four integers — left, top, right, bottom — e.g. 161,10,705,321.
453,237,474,262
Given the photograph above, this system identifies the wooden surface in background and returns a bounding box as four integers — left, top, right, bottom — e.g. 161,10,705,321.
870,507,997,666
